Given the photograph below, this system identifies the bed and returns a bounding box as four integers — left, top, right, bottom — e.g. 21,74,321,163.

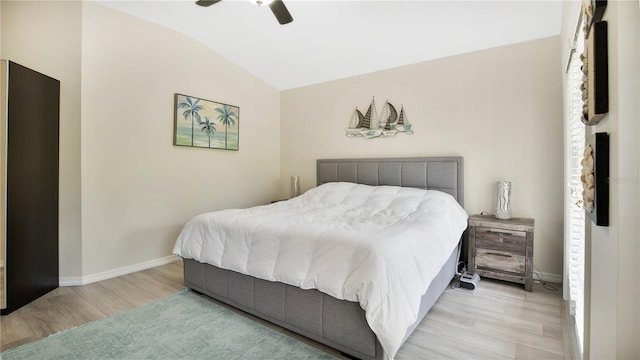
175,157,467,360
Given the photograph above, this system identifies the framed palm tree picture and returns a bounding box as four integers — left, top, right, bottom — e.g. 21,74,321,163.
174,93,239,150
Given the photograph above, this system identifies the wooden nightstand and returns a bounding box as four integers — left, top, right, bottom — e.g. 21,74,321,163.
468,214,534,291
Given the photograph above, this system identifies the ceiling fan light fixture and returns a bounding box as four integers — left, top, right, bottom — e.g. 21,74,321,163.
198,0,292,25
251,0,274,6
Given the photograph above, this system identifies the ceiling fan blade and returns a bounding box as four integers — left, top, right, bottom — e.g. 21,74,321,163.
269,0,293,25
196,0,222,7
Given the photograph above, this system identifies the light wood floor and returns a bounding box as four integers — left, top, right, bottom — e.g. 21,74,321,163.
0,261,185,351
0,261,568,359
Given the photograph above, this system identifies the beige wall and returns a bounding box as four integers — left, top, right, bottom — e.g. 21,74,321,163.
585,2,640,358
0,0,3,278
561,1,640,358
0,1,573,292
80,3,281,276
2,1,281,280
0,2,2,58
281,36,564,279
1,1,83,279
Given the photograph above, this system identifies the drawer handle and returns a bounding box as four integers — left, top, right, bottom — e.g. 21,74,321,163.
486,252,512,258
485,229,525,237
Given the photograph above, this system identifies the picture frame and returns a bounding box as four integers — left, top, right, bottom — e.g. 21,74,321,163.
174,93,239,150
581,20,608,125
581,132,609,226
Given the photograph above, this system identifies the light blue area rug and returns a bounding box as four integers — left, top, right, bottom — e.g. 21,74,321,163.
1,290,337,360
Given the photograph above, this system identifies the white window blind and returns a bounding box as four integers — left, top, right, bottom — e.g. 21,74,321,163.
566,19,586,356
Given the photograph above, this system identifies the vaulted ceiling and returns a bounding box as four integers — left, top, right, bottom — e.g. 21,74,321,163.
99,0,563,90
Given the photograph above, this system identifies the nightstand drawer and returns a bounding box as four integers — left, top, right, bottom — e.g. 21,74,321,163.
475,227,526,256
476,248,525,274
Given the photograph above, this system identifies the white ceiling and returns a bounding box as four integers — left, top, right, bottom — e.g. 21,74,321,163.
98,0,563,90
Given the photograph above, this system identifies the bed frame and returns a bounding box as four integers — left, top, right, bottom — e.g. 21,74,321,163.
183,157,464,360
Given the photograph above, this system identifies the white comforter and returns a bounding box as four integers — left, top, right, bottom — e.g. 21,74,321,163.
173,182,468,359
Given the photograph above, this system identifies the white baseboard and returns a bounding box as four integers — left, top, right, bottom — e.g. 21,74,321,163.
59,255,181,287
58,257,561,287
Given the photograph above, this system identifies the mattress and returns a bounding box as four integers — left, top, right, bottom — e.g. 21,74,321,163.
174,182,468,358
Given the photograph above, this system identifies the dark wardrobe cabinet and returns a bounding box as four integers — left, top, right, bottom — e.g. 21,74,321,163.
0,60,60,315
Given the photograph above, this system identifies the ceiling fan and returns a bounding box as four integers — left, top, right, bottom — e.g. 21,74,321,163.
196,0,293,25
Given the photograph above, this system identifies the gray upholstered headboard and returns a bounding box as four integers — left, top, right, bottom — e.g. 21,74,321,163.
317,157,464,207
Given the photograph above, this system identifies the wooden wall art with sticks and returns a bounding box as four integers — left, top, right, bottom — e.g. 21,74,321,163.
581,132,609,226
581,1,608,125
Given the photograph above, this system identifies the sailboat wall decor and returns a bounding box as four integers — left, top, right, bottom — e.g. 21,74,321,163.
346,97,413,138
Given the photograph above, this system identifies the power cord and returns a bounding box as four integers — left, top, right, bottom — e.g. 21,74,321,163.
534,266,559,291
449,277,462,289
